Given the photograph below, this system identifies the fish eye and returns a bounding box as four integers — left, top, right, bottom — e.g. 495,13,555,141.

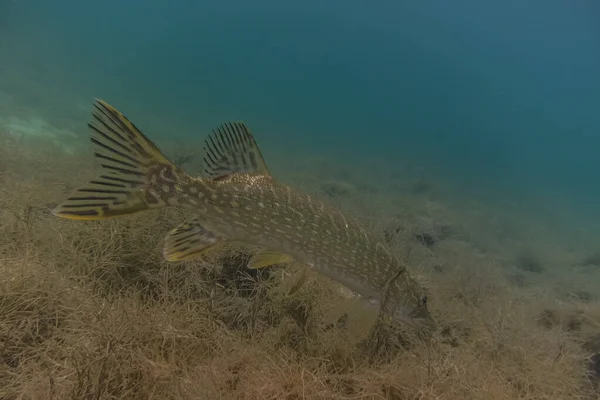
421,295,428,305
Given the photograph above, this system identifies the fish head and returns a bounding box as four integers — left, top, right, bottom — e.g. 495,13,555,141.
384,274,437,333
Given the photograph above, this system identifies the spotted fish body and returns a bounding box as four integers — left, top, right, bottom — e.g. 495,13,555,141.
190,174,394,294
52,99,437,334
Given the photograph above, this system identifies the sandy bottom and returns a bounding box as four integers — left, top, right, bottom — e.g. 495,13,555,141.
1,116,600,399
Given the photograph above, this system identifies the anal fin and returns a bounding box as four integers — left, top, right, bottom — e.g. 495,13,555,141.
247,250,311,296
162,217,223,261
247,249,294,269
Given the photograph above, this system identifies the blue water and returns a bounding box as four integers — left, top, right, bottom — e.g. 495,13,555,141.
1,0,599,213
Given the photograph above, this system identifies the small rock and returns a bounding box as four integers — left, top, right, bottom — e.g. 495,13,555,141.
173,154,196,167
414,233,435,248
508,272,529,287
582,252,600,267
536,309,560,330
383,226,402,244
515,251,544,273
412,177,431,194
564,313,583,332
320,180,355,198
567,290,595,303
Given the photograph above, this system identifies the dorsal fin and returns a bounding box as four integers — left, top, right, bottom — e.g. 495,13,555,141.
200,121,270,179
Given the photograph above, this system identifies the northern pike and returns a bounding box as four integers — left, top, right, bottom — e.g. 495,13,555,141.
52,99,437,335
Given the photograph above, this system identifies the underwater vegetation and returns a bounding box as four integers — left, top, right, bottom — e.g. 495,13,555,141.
1,123,600,400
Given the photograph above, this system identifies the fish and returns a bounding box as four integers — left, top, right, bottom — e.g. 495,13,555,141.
51,99,437,336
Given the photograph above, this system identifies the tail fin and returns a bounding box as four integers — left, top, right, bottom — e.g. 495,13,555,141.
52,99,178,220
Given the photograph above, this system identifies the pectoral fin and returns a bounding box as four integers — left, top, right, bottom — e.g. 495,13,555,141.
346,303,379,343
324,296,380,343
162,217,223,261
286,266,311,296
323,298,360,325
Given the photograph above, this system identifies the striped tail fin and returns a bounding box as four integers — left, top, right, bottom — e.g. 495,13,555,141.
52,99,179,220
